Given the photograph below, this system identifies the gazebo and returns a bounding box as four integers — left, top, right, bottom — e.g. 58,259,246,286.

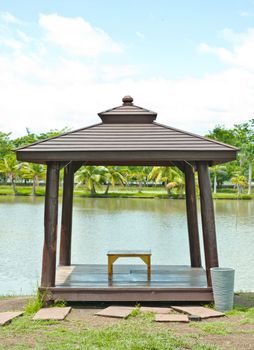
16,96,238,302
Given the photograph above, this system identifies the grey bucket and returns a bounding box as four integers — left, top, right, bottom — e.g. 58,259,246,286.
211,267,235,312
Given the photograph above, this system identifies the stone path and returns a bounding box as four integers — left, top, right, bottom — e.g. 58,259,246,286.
95,306,134,318
0,297,227,326
140,306,172,314
0,311,23,326
171,306,224,319
33,307,72,320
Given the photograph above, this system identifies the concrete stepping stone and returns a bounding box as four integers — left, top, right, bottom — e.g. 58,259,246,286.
33,307,71,321
171,306,224,319
155,314,189,323
140,306,172,314
95,306,134,318
0,311,23,326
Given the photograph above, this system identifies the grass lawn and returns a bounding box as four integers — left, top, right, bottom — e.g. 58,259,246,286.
0,184,253,199
0,294,254,349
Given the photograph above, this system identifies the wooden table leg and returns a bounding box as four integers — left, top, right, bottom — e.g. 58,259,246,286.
108,256,113,280
140,255,151,281
108,255,118,280
147,255,151,281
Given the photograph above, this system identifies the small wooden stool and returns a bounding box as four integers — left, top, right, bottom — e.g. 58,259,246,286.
107,250,151,281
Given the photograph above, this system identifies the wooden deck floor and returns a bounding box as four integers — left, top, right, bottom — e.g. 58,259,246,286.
55,264,208,289
41,264,213,302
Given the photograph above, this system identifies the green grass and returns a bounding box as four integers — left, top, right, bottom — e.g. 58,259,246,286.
190,321,232,335
0,313,221,350
213,193,253,200
0,184,253,199
24,291,44,315
3,296,254,350
1,184,254,200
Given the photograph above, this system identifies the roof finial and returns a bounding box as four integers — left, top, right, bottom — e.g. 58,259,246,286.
122,95,133,105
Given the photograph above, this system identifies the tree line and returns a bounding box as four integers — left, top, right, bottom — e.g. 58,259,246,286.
206,119,254,194
0,119,253,195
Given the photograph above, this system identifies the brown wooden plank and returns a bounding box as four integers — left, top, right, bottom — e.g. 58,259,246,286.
197,162,219,287
184,163,201,267
16,150,237,164
54,264,208,288
107,250,151,256
41,162,60,288
40,287,213,302
59,163,74,266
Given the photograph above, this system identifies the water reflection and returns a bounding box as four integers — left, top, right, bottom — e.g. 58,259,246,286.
0,196,253,294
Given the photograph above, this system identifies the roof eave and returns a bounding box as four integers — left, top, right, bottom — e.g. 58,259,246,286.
16,149,237,165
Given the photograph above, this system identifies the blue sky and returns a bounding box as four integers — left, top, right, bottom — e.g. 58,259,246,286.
1,0,254,136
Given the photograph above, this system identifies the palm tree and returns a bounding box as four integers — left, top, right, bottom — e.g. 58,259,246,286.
104,166,127,194
244,144,254,195
209,165,227,194
75,166,109,195
231,174,248,194
148,166,184,195
0,154,19,195
19,163,46,196
128,166,150,190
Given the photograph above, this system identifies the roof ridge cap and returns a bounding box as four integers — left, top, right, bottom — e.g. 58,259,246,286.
99,103,156,115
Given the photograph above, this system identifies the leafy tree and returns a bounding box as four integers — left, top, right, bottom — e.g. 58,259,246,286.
13,128,69,148
206,125,238,147
13,133,38,148
148,166,184,195
127,166,151,189
0,132,13,158
233,120,254,194
209,165,227,193
0,154,19,194
104,166,127,194
207,121,254,193
19,163,46,196
37,128,70,141
231,174,248,194
75,166,109,195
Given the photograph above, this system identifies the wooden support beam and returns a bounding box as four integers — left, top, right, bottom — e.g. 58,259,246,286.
184,163,201,267
197,162,219,286
59,163,74,266
41,162,60,288
174,161,185,173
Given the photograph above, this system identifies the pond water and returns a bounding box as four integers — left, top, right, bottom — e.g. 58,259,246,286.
0,196,253,295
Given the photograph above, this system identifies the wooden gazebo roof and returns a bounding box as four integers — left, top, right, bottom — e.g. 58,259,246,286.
16,96,238,165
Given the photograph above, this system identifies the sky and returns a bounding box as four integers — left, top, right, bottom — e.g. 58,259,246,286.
1,0,254,137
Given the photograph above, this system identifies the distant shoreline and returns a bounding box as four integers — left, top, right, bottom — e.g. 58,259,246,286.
0,185,252,200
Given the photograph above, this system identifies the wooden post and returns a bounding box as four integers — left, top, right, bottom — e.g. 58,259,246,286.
184,163,201,267
197,162,219,286
59,162,74,266
41,162,60,288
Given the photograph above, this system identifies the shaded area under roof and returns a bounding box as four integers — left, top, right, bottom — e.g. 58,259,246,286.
16,96,238,165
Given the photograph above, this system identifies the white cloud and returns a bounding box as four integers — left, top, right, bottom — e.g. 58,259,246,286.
39,13,123,57
0,11,20,24
1,15,254,138
0,38,23,50
198,28,254,71
101,65,137,81
17,30,32,43
240,11,253,17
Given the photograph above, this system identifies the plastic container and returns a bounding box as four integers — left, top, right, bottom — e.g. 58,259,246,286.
211,267,235,312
